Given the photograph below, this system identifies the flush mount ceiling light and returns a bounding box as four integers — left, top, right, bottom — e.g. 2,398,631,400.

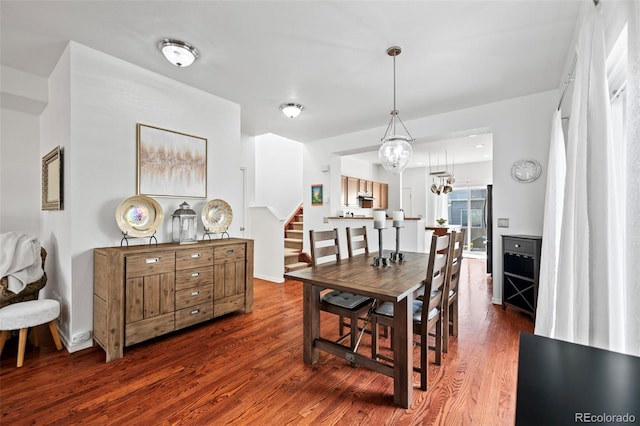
378,46,414,174
280,103,304,118
158,39,199,67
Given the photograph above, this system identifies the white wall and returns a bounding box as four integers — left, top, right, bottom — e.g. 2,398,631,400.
304,91,555,305
0,108,41,235
253,133,303,219
35,42,242,351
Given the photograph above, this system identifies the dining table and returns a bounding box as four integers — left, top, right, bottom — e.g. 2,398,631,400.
284,250,429,408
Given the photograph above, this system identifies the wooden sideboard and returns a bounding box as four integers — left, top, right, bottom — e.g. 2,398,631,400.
93,238,254,362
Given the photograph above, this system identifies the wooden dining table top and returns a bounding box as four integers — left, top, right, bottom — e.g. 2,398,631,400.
284,251,429,301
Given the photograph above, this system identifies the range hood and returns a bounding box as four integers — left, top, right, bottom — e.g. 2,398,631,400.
358,194,375,201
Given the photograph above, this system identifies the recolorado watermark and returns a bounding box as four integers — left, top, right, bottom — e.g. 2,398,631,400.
575,412,637,423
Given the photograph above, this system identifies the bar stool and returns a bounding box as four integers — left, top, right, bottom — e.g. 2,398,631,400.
0,299,63,367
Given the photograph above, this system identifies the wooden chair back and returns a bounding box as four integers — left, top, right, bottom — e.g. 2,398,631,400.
446,229,465,301
422,234,451,324
346,226,368,258
309,229,341,266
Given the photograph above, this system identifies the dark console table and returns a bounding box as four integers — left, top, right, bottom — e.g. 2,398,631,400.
502,235,541,321
516,332,640,425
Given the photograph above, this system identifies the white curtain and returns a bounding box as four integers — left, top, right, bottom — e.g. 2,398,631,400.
624,0,640,356
536,4,639,356
535,109,565,337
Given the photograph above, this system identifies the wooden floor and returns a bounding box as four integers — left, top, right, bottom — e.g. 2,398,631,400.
0,258,533,425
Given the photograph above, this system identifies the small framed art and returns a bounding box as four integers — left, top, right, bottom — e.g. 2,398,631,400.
311,184,323,206
42,146,63,210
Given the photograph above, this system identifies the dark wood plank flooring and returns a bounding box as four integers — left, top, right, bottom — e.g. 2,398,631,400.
0,258,533,425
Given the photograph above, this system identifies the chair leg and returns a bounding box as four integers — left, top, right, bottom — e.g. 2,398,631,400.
420,328,428,391
31,327,40,348
451,301,458,337
371,317,379,359
0,330,9,356
435,317,442,366
17,328,28,368
443,303,450,354
49,321,63,351
349,314,358,350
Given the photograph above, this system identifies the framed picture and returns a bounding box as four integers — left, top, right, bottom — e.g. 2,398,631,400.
311,184,323,206
137,123,207,198
42,146,63,210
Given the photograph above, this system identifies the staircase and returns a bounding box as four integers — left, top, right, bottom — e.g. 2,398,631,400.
284,205,312,273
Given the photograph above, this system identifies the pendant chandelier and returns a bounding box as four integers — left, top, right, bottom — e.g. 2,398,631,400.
378,46,414,174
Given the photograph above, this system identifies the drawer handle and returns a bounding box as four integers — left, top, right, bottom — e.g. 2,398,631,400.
145,257,160,264
191,272,200,277
191,253,201,258
514,244,520,248
190,309,200,315
226,249,235,254
191,291,200,296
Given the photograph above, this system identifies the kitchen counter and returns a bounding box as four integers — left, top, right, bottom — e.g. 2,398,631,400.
326,217,428,253
327,216,423,220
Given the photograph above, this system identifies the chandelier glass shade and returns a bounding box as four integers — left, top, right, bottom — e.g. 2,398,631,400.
378,46,414,174
280,103,304,118
158,39,199,67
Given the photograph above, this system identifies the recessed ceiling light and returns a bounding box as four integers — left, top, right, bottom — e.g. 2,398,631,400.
280,103,304,118
475,144,485,149
158,39,199,67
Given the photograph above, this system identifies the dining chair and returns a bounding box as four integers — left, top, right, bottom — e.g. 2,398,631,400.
371,233,451,391
346,226,369,257
443,229,465,353
309,229,373,352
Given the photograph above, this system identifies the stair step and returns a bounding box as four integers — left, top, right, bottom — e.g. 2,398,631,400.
285,238,303,249
286,229,303,238
291,222,303,230
285,262,311,272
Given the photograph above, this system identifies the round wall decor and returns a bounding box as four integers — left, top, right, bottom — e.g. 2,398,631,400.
511,158,542,183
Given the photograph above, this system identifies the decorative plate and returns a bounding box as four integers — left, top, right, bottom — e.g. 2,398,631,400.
511,158,542,183
202,199,233,233
115,195,163,237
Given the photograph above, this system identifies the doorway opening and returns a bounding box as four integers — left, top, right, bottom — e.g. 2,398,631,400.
447,187,488,258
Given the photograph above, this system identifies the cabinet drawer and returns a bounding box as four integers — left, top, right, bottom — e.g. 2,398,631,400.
175,267,213,291
214,244,245,264
503,238,535,256
175,303,213,330
176,248,213,270
125,252,175,278
176,284,213,310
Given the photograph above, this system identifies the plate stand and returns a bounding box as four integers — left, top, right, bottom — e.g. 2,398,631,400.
202,227,230,240
120,231,158,247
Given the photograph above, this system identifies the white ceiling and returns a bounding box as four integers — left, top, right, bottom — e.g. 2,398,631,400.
1,0,581,165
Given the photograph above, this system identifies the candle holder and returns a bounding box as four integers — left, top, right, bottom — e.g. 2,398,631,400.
372,228,388,267
390,224,405,263
390,210,405,262
372,209,388,267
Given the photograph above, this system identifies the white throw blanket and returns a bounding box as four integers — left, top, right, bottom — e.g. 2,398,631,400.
0,232,43,294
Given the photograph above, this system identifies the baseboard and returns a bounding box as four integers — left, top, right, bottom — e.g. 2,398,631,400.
254,273,284,284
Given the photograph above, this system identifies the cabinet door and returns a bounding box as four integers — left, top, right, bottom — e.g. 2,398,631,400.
380,184,389,209
347,177,359,207
213,245,247,316
372,182,381,208
341,176,348,206
125,271,175,345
